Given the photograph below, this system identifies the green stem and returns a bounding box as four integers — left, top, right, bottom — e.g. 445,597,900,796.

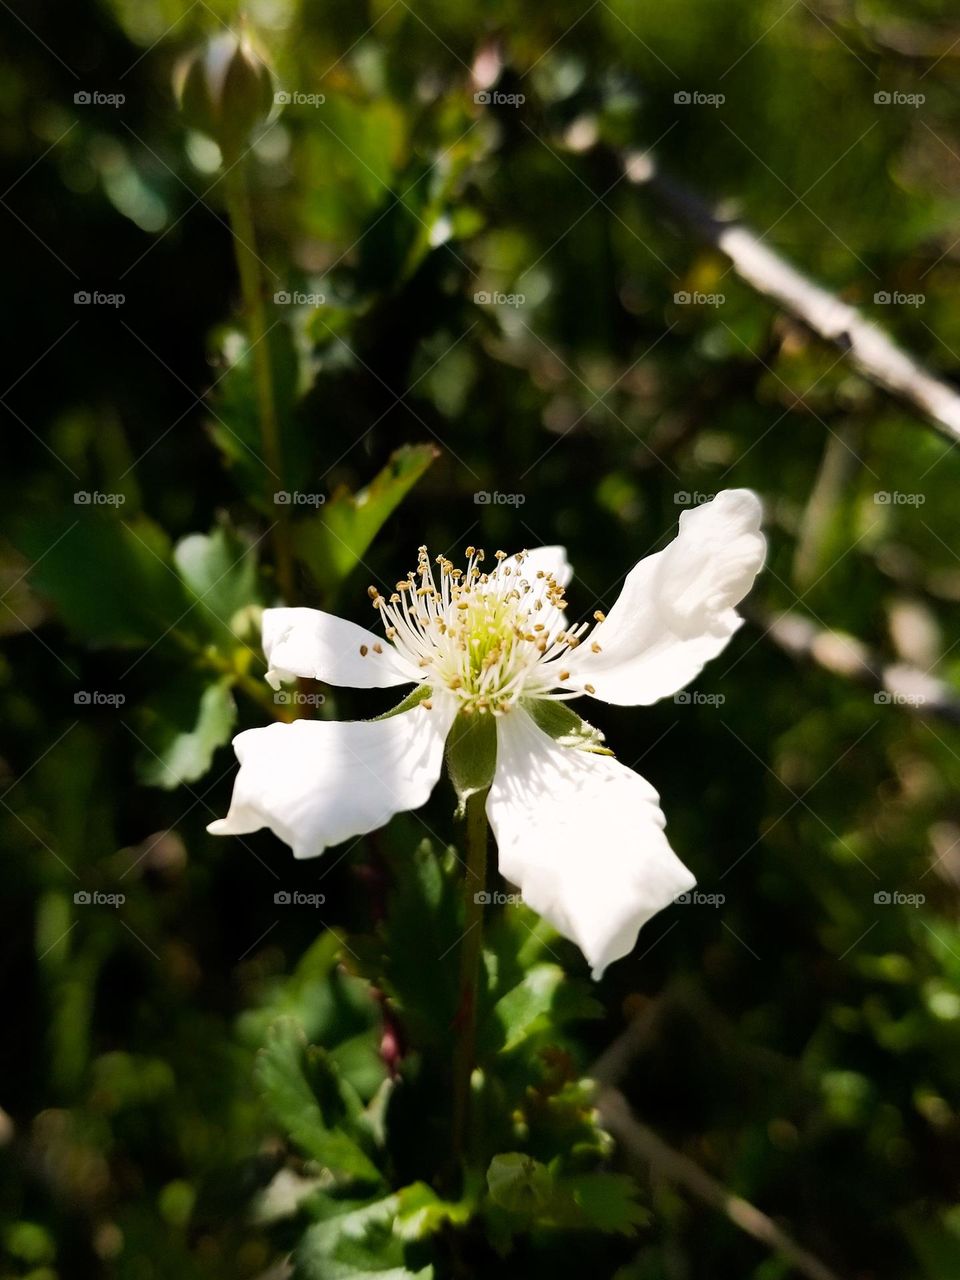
222,161,296,604
452,788,489,1165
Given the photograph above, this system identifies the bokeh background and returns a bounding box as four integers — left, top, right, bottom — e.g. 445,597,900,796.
4,0,960,1276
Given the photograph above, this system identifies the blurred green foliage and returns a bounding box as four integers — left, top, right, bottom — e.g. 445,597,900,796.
4,0,960,1275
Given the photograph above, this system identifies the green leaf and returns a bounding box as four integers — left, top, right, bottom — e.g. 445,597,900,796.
256,1018,384,1186
378,840,463,1047
136,674,237,789
295,1193,433,1280
208,324,307,506
20,511,189,648
444,710,496,815
486,964,566,1054
394,1182,473,1240
486,1153,553,1213
556,1173,648,1235
485,1157,645,1236
293,444,438,595
173,525,262,646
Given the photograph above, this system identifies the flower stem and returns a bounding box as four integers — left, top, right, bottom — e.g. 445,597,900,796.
222,162,296,604
452,788,488,1164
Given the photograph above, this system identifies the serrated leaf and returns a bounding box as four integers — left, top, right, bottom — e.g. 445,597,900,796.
293,444,438,594
137,674,237,789
554,1172,648,1235
256,1018,383,1186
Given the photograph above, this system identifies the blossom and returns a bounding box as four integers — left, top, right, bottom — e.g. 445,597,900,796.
209,489,765,977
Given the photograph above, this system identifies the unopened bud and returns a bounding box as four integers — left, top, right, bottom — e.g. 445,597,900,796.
174,31,276,159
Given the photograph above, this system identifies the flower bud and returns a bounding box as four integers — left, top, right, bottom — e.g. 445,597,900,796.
174,31,276,159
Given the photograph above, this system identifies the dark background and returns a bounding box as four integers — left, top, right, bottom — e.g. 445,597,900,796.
3,0,960,1275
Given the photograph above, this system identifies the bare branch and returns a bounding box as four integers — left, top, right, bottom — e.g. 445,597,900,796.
620,150,960,441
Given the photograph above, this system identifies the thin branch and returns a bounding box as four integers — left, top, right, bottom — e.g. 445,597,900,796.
754,607,960,726
595,1085,846,1280
618,150,960,441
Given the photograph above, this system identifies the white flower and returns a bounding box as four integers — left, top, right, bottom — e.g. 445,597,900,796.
209,489,765,977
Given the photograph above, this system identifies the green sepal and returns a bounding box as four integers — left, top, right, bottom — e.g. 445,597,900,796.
371,684,432,721
524,699,613,755
444,710,497,816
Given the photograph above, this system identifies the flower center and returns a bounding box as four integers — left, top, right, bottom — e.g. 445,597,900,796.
368,547,591,713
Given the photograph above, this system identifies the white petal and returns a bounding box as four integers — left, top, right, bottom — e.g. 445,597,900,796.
568,489,765,705
486,708,695,979
207,697,456,858
519,545,572,592
262,607,418,690
488,545,572,633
